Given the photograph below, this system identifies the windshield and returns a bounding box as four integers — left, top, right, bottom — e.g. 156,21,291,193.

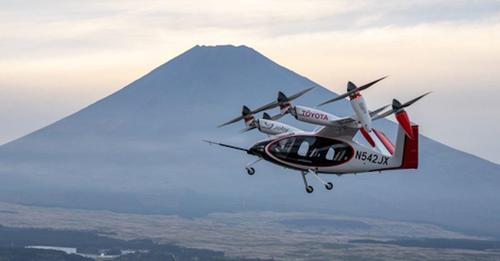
269,136,353,167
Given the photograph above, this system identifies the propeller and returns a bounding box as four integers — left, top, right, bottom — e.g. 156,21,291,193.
374,92,431,139
218,105,254,127
394,92,431,112
253,86,315,115
262,112,284,121
369,104,390,118
372,92,431,121
218,86,314,127
318,76,388,106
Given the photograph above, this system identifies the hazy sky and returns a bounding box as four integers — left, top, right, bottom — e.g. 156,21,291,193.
1,0,499,163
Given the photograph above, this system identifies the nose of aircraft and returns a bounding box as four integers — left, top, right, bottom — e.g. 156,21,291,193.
249,141,267,156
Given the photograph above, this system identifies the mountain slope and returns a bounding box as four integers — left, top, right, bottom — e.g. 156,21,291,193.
0,45,499,237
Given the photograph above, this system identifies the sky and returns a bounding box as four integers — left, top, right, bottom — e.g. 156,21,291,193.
0,0,499,163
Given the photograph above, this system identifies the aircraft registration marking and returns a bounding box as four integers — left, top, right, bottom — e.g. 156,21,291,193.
355,151,389,165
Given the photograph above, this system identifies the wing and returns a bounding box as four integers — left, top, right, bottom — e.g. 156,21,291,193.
329,116,357,126
316,125,358,138
325,105,388,127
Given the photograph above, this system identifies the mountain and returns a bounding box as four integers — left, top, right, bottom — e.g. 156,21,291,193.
0,45,499,237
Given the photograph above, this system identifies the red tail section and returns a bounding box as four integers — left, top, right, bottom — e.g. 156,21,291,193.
401,124,419,169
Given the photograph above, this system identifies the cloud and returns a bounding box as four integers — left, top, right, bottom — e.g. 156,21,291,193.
1,0,499,64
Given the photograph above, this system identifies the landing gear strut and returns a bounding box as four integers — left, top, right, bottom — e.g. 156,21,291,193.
245,158,261,176
301,169,334,193
301,171,314,193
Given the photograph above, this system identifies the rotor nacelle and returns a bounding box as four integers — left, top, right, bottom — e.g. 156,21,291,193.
256,118,300,135
291,105,337,126
241,105,255,127
349,93,372,132
393,99,414,139
318,76,387,132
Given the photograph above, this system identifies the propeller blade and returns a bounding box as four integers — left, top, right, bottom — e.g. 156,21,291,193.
287,86,315,101
358,76,388,91
262,112,285,121
219,87,314,127
372,92,431,121
318,76,388,106
401,91,432,108
218,116,245,127
270,113,285,121
369,104,390,117
249,86,315,114
252,100,279,114
371,110,394,121
317,93,351,106
217,105,253,127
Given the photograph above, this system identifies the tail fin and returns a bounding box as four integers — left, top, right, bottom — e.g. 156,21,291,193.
392,123,419,169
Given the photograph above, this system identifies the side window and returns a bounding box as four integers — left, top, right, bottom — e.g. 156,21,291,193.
331,144,348,161
274,138,295,154
297,141,309,156
326,147,335,160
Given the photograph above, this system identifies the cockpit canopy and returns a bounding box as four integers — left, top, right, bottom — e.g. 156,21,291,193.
268,135,354,167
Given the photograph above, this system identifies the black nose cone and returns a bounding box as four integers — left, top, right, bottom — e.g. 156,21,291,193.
249,141,268,156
